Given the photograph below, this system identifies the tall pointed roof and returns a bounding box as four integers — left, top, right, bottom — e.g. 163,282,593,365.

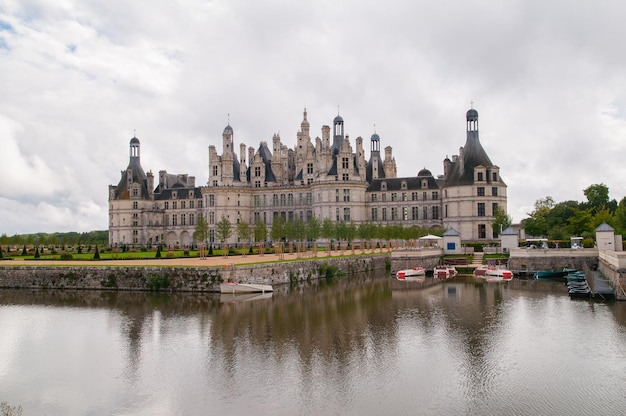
444,108,500,186
114,136,149,199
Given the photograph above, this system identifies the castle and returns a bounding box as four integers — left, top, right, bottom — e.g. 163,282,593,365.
108,108,507,247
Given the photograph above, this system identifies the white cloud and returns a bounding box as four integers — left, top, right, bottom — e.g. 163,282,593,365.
2,0,626,234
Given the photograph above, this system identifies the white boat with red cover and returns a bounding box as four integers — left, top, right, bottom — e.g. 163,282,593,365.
474,266,513,282
396,267,426,281
434,265,458,279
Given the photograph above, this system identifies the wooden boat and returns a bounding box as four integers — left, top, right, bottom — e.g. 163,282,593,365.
220,282,273,294
396,267,426,280
434,265,458,279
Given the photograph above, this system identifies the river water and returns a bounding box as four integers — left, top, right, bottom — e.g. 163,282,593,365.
1,274,626,415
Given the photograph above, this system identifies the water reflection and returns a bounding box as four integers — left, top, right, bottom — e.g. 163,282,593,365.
2,275,626,415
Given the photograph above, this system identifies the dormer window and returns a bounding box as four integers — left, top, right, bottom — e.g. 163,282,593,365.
401,181,407,190
381,181,387,191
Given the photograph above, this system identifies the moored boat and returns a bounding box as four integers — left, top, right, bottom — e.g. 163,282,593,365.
220,282,273,294
533,268,577,280
565,271,586,282
434,265,458,279
396,267,426,281
484,267,514,282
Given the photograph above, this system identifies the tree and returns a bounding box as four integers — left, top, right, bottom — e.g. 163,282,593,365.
583,183,611,214
545,200,580,231
306,216,321,242
521,196,554,237
492,207,512,236
254,220,267,242
93,245,100,260
592,207,615,229
614,197,626,234
320,217,335,241
345,221,357,244
193,214,210,246
567,209,593,237
335,220,348,241
270,215,286,241
215,216,232,246
236,220,252,244
293,218,306,241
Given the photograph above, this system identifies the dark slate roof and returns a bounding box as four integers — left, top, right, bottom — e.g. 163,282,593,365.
327,157,338,176
154,187,202,200
232,157,241,182
114,156,149,200
444,132,500,187
501,226,518,235
257,142,276,182
365,156,385,182
596,222,614,232
366,175,440,192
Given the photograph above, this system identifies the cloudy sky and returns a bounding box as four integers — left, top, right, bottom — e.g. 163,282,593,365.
1,0,626,235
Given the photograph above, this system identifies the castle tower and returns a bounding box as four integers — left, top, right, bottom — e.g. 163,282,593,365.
332,113,344,155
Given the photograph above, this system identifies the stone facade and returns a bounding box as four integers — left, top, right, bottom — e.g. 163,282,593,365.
109,108,507,246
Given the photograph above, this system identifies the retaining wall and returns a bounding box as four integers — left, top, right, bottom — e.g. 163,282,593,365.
508,248,598,274
0,255,389,292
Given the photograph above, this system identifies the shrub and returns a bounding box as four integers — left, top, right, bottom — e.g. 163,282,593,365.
318,262,338,280
102,275,118,288
155,246,162,258
34,247,40,259
146,274,170,290
59,253,73,260
93,245,101,260
183,249,190,256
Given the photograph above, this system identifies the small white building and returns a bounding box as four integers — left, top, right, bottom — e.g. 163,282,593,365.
595,222,622,251
442,228,462,254
500,226,519,252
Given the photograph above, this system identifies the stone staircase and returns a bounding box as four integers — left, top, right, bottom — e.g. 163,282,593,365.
471,252,484,266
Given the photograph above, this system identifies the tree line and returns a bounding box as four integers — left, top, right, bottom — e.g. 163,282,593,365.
0,230,108,247
193,214,444,247
521,183,625,239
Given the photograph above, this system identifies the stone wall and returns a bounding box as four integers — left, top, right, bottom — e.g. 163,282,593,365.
508,248,598,274
390,250,443,272
597,261,626,301
0,255,389,292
